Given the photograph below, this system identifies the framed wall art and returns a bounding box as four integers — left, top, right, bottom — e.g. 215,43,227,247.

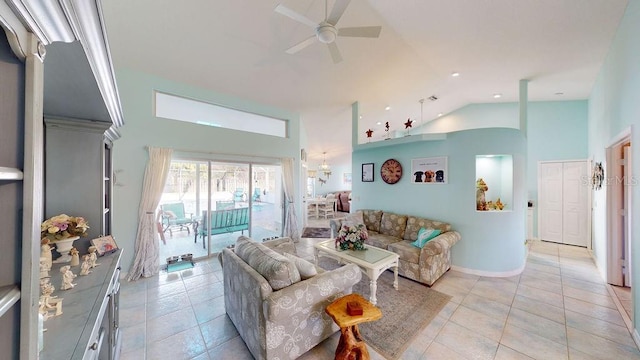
411,156,448,184
362,163,374,182
343,172,352,185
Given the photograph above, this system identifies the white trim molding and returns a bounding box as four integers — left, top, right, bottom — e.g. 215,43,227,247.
5,0,124,128
450,262,526,278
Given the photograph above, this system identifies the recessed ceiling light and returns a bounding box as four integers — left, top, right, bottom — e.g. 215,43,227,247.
376,121,382,125
359,115,363,119
437,113,443,117
493,93,502,99
451,72,460,77
385,106,391,111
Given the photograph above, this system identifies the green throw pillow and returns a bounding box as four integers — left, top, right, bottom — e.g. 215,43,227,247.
411,227,441,248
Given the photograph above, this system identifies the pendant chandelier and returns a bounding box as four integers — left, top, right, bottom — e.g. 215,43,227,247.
319,152,332,178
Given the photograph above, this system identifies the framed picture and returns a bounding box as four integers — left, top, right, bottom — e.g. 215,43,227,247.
411,156,448,184
91,235,119,256
343,172,352,185
362,163,374,182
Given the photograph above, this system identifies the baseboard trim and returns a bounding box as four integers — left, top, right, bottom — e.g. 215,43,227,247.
451,262,526,278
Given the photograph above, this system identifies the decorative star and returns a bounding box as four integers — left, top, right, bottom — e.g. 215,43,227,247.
404,118,413,129
366,129,374,138
385,122,390,131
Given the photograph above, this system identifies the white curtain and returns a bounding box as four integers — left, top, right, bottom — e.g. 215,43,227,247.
127,147,173,281
282,158,300,242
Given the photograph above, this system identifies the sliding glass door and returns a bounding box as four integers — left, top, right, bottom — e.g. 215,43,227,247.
158,159,283,263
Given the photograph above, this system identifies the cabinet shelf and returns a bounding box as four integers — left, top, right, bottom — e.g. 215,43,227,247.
0,167,23,180
0,285,21,318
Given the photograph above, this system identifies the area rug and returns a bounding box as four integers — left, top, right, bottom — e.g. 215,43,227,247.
319,258,451,360
301,227,331,238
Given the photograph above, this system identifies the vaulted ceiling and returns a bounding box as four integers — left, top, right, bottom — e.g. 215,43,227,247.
100,0,628,165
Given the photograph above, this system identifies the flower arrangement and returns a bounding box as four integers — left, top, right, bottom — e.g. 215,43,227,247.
335,223,368,251
41,214,89,241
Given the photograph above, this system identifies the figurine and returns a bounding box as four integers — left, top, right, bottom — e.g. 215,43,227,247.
80,255,92,276
88,246,100,268
495,198,505,210
39,257,50,278
60,265,77,290
69,247,80,267
40,239,52,269
476,178,489,211
39,278,62,319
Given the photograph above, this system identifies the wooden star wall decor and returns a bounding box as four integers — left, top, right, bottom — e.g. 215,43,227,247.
404,118,413,129
366,129,373,138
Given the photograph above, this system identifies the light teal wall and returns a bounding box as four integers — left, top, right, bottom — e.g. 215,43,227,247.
588,0,640,333
352,127,527,274
112,69,301,273
527,100,589,236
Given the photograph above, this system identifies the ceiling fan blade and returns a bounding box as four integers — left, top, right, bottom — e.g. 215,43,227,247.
275,4,318,28
327,42,343,63
285,35,317,54
326,0,351,25
338,26,382,38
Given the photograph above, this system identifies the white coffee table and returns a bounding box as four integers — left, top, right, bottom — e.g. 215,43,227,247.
314,239,399,305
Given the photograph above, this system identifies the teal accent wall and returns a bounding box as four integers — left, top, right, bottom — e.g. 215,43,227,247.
352,127,527,273
588,0,640,334
111,69,301,272
527,100,589,237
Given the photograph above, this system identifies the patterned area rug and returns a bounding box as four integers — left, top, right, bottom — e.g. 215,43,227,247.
319,258,451,360
301,227,331,238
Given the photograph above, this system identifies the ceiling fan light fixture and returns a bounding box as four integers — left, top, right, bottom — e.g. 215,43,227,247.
317,25,337,43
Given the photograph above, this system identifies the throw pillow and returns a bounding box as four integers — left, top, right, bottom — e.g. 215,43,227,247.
235,236,301,290
283,253,317,280
411,228,441,248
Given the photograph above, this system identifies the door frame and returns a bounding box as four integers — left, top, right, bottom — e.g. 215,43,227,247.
606,127,632,286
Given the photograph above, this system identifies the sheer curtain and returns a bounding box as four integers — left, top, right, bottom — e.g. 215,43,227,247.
282,158,300,242
127,147,173,281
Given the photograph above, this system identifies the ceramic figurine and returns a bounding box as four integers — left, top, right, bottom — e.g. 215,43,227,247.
88,246,100,268
80,255,92,276
476,178,489,211
40,239,52,269
60,265,77,290
39,257,50,278
39,278,62,319
69,247,80,267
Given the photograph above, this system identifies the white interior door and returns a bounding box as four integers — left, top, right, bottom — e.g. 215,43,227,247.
539,162,564,243
562,162,589,246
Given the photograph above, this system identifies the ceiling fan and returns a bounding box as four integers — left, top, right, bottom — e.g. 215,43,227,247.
274,0,382,63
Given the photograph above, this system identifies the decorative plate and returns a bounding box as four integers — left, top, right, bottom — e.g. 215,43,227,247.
380,159,403,184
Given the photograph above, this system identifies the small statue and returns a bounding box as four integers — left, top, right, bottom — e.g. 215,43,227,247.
476,178,489,211
69,247,80,267
495,198,505,210
80,255,92,276
40,239,52,269
39,257,50,278
88,246,100,268
60,265,77,290
39,278,62,319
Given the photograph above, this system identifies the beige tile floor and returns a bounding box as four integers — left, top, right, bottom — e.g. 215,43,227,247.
118,238,640,360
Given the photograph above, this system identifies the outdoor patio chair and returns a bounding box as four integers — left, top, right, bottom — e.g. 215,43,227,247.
160,202,194,236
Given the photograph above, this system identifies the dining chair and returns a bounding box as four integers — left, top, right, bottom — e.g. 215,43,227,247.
318,195,337,219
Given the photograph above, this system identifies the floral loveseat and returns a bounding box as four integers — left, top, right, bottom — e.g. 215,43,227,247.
222,236,362,360
330,210,461,286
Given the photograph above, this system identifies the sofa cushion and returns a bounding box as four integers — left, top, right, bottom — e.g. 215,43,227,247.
411,228,442,248
360,210,383,233
283,253,317,280
403,216,452,241
235,236,301,290
366,232,402,249
387,240,421,264
380,212,408,239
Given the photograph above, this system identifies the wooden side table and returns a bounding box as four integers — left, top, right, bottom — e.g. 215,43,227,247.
325,293,382,360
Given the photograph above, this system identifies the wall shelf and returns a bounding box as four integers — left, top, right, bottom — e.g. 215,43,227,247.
0,167,23,180
0,285,21,318
354,133,447,151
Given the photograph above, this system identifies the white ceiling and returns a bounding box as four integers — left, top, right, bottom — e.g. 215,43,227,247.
101,0,628,165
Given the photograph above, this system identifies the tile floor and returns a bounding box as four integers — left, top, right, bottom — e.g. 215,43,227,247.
118,239,640,360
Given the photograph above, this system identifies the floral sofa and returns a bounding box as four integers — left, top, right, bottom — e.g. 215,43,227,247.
330,210,461,286
222,236,362,360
